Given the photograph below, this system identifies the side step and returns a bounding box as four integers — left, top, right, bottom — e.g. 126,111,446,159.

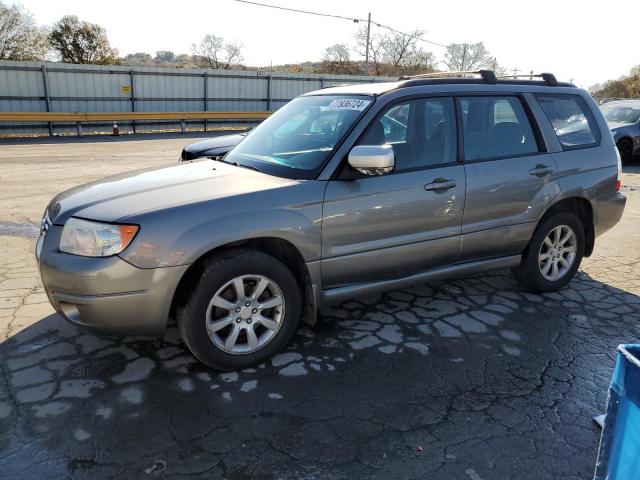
320,255,521,304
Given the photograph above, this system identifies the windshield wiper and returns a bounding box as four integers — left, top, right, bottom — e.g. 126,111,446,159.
213,157,259,172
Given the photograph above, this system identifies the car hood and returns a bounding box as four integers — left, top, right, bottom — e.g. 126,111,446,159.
47,159,297,224
182,133,246,154
608,122,631,131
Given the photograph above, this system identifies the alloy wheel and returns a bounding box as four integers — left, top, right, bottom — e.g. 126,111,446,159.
205,274,285,354
538,225,577,281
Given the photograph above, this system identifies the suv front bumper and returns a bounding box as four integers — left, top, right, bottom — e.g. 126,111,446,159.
36,225,188,336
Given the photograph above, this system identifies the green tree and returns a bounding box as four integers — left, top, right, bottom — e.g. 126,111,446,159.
0,1,49,60
49,15,119,65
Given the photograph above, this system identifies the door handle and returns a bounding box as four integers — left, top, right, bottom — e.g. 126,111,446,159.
529,164,554,177
424,178,457,191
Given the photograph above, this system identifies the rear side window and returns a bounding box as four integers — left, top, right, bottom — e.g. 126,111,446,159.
536,94,600,150
459,96,539,161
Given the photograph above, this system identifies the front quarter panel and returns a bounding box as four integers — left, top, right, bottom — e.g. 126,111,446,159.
119,181,326,269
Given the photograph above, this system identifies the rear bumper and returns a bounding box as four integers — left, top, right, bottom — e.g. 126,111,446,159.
594,191,626,237
37,225,188,336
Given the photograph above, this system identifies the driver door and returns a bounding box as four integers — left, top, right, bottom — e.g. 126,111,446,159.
321,97,466,288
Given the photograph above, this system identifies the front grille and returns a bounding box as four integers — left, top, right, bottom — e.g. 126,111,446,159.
40,212,52,235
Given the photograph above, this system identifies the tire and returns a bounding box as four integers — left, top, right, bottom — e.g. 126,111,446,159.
177,249,302,370
617,138,633,165
512,212,585,293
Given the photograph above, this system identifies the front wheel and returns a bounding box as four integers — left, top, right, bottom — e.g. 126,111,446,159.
617,138,633,165
513,212,585,293
177,249,302,370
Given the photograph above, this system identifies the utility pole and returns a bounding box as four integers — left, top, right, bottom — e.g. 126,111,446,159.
461,43,468,71
511,67,520,78
530,70,534,80
365,12,371,68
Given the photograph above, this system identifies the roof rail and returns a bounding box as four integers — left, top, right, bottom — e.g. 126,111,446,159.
497,73,559,86
399,70,497,84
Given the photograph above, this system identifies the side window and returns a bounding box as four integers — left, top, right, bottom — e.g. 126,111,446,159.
459,96,539,161
536,94,600,150
380,104,409,143
357,97,457,172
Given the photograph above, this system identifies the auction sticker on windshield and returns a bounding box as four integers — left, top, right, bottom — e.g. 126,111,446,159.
326,98,371,111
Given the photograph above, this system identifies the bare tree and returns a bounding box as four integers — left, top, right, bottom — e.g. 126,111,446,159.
354,25,384,75
49,15,119,64
192,34,243,70
321,43,359,74
382,29,426,68
490,58,509,77
443,42,494,71
0,2,49,60
154,50,175,63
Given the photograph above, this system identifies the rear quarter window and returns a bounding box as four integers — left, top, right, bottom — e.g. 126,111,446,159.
536,94,600,150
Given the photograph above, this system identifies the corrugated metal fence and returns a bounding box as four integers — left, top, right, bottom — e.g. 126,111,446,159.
0,60,394,135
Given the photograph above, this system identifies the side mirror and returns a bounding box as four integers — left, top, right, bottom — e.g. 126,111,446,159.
348,145,395,176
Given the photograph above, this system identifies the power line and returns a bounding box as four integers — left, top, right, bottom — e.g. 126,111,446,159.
372,21,448,48
231,0,363,23
230,0,449,48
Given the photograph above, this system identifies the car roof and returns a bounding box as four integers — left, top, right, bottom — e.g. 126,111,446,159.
302,74,575,98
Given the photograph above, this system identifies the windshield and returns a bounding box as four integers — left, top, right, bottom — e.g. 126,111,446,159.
226,95,372,179
602,106,640,125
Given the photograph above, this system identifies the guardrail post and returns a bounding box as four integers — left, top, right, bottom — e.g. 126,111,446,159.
203,71,208,132
129,69,137,134
180,120,186,134
76,122,82,137
40,65,53,136
266,74,272,112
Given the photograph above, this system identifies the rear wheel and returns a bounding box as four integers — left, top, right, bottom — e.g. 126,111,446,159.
177,249,302,370
513,212,585,292
617,138,633,164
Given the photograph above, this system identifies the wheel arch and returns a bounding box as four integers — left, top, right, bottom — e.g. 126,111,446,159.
170,236,317,327
534,196,595,257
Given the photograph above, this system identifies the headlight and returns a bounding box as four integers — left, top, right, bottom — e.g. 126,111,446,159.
59,218,139,257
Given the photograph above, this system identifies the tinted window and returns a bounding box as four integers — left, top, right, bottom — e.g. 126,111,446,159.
459,96,538,161
380,104,409,143
536,94,600,150
358,97,457,171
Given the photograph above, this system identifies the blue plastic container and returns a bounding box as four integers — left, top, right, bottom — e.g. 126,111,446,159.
594,344,640,480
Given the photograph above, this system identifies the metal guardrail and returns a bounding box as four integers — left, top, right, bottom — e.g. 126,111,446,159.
0,111,272,136
0,111,271,122
0,61,393,136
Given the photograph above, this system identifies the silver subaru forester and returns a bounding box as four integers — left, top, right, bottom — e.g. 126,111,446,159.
37,71,626,370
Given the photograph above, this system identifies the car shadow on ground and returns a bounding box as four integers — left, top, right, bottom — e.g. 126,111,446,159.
1,270,639,480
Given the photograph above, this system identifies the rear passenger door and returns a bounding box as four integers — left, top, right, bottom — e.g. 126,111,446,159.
459,95,557,262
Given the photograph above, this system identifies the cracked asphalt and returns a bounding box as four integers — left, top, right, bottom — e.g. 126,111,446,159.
1,135,639,480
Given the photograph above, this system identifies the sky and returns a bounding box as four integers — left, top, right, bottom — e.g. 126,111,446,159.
14,0,640,89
